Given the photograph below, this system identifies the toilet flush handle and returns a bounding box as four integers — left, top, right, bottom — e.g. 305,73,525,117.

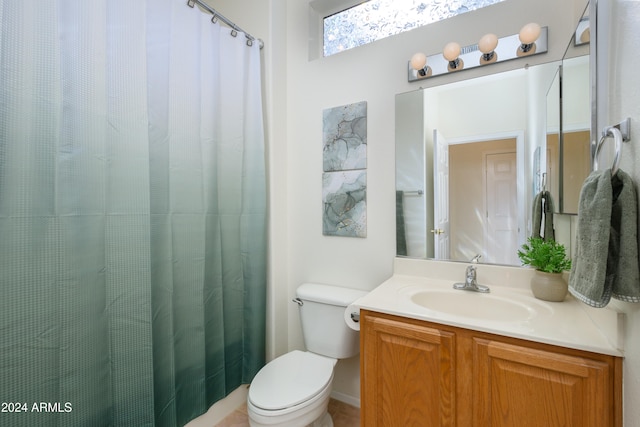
292,298,303,306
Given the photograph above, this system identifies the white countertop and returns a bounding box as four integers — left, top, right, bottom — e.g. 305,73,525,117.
353,258,624,357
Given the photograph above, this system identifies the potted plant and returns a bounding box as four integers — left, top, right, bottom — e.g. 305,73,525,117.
517,237,572,302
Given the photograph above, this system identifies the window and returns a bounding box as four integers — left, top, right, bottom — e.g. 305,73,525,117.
323,0,506,57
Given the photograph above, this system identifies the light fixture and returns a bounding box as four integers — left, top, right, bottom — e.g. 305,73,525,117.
443,42,463,71
518,22,541,55
407,24,548,82
410,52,431,77
478,33,498,64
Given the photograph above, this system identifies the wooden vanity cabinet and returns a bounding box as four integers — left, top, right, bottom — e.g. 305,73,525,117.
360,310,622,427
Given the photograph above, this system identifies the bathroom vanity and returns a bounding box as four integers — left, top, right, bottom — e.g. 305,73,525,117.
356,258,623,427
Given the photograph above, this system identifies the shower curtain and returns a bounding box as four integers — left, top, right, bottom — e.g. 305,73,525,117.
0,1,266,426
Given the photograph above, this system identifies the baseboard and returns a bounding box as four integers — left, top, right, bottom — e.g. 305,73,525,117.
330,390,360,408
185,384,249,427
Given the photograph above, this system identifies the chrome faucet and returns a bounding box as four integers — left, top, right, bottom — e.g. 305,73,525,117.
453,265,490,293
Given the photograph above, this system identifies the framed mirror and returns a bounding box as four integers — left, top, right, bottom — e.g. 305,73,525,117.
395,2,591,266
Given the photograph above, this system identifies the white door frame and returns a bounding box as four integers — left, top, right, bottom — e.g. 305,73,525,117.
433,129,450,260
446,130,526,251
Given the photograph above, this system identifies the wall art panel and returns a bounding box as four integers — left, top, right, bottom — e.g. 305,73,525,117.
322,170,367,238
322,101,367,172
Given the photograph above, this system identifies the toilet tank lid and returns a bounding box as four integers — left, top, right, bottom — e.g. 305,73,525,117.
296,283,368,306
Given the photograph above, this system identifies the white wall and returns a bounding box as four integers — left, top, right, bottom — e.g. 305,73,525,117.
206,0,594,412
286,0,584,403
600,1,640,424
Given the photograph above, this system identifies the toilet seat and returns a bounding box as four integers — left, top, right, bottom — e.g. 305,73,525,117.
248,350,336,411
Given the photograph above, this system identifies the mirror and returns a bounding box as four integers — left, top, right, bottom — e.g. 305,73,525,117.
396,62,560,264
396,3,591,265
547,5,591,214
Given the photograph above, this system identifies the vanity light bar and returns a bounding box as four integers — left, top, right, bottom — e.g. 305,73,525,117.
408,26,548,82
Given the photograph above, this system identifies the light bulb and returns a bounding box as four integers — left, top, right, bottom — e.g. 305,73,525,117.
410,52,427,71
443,42,463,71
410,52,430,77
519,23,541,45
580,27,590,43
478,33,498,64
478,33,498,54
443,42,461,62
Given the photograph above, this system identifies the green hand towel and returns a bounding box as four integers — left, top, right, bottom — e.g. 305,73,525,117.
531,190,555,241
569,169,613,307
396,191,407,256
610,169,640,302
569,168,640,307
531,191,543,239
543,191,555,241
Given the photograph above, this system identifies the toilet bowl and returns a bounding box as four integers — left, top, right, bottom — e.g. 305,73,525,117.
247,350,336,427
247,283,367,427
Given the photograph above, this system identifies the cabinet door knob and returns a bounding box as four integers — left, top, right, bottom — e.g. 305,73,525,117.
430,229,445,235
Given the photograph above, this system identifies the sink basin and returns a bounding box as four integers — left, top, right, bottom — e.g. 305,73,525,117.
409,289,552,322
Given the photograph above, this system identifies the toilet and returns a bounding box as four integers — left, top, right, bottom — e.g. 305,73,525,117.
247,283,367,427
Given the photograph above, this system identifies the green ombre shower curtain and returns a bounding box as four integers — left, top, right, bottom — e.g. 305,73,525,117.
0,0,266,426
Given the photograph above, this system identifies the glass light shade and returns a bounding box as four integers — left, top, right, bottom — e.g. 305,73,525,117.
443,42,461,61
410,52,427,70
519,22,541,44
580,27,590,43
478,33,498,53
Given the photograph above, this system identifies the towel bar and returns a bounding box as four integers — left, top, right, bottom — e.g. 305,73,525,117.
594,126,622,175
593,118,630,176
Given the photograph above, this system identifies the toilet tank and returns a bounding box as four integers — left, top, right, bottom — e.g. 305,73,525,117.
296,283,368,359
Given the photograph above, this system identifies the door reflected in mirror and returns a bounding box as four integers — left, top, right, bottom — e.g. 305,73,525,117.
448,138,519,265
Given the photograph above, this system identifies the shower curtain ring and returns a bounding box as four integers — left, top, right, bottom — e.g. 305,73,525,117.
187,0,195,8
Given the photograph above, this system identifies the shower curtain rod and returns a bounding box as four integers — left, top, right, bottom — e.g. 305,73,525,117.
187,0,264,49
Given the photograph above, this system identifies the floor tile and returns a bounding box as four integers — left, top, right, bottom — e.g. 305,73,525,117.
214,398,359,427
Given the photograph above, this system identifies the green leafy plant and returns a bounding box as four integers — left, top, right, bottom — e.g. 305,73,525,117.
517,237,572,273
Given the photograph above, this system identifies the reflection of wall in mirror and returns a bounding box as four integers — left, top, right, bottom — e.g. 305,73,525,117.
395,90,434,258
561,54,590,214
562,56,590,128
562,130,591,213
546,134,560,206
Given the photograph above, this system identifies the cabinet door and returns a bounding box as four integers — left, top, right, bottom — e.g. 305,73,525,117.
361,311,456,427
473,338,616,427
